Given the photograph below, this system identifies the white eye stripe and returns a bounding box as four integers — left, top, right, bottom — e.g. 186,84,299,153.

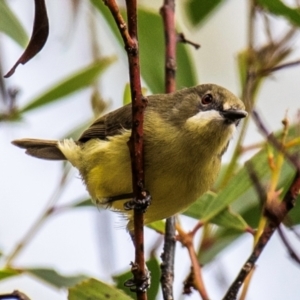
185,110,223,130
192,110,222,121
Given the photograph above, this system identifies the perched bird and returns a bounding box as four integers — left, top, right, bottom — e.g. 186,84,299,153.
12,84,247,229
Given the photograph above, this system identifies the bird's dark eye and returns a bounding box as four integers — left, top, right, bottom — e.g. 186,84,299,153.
202,93,213,105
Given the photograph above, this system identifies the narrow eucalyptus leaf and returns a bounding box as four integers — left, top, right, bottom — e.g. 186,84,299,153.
0,268,21,281
257,0,300,27
27,268,88,288
0,1,28,47
68,278,134,300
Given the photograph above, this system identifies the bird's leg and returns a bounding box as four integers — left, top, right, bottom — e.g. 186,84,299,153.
104,190,151,213
123,189,151,213
124,262,151,292
123,191,151,293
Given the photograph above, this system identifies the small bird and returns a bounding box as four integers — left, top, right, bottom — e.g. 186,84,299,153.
12,84,247,229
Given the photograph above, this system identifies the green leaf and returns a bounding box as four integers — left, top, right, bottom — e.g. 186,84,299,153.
184,192,249,231
123,83,131,106
176,40,198,90
139,8,197,93
137,9,164,93
200,146,296,224
286,194,300,225
185,0,226,26
147,220,166,233
90,3,197,93
113,257,160,300
0,1,28,47
71,198,94,208
122,84,149,106
0,268,21,281
199,159,299,263
257,0,300,27
68,278,134,300
212,207,249,231
145,257,160,300
20,57,116,113
26,268,88,288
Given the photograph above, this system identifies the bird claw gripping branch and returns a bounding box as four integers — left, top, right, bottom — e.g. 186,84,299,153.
124,190,152,213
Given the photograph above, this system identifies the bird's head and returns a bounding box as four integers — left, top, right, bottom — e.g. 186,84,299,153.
167,84,247,155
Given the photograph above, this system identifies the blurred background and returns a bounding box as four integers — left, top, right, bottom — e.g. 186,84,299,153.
1,0,300,299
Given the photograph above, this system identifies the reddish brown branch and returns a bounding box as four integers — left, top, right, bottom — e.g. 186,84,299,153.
177,230,209,300
102,0,133,48
104,1,147,299
159,1,177,299
124,2,147,298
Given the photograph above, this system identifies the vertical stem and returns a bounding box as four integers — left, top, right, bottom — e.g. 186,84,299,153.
125,1,147,299
102,1,147,298
161,0,176,93
161,217,176,300
160,1,176,299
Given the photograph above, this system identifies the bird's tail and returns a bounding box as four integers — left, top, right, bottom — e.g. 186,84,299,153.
12,138,66,160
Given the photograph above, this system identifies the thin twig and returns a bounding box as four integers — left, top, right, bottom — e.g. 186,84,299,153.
160,1,177,299
259,59,300,76
248,0,255,50
161,216,176,300
290,226,300,240
177,227,209,300
177,33,200,49
161,0,177,93
102,1,133,47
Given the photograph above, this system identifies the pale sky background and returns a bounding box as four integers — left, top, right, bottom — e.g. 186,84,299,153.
1,0,300,299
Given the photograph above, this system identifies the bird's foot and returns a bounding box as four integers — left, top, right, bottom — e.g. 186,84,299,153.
124,262,151,292
124,190,151,213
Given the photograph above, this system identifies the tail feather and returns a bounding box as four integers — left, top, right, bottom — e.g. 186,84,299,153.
12,138,66,160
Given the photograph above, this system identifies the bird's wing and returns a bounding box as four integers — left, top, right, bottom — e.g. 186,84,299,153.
78,103,132,142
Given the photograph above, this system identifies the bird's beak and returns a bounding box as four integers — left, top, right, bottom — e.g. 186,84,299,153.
221,109,248,124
